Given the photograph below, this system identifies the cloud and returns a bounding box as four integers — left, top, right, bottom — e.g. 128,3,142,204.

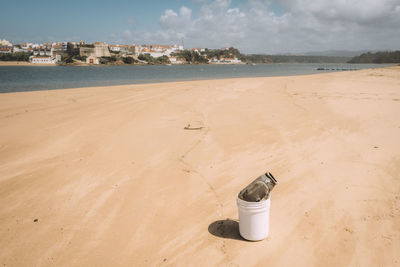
160,6,193,32
122,0,400,53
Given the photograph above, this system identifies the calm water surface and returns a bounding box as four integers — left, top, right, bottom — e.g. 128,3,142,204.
0,63,394,93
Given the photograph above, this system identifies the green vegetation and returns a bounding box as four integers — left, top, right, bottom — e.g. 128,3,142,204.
59,53,71,63
100,56,117,64
138,53,153,62
172,50,208,64
156,55,171,64
0,52,31,62
244,54,350,63
170,47,350,64
348,51,400,63
66,43,80,58
65,57,74,64
138,53,171,64
202,47,244,61
59,43,81,64
122,57,137,64
170,47,244,64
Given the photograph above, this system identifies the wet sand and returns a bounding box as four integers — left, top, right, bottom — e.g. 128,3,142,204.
0,67,399,266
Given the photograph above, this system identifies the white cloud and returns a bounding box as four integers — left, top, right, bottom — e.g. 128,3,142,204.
122,0,400,53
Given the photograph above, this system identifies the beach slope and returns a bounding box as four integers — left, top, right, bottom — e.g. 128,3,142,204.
0,67,399,266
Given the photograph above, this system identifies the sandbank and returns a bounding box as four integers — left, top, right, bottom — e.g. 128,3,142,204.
0,61,57,66
0,67,399,266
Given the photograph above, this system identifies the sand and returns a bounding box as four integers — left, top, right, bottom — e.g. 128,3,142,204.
0,61,57,66
0,67,399,266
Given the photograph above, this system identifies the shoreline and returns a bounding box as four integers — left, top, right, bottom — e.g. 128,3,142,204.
1,60,395,67
0,61,57,66
0,60,246,67
0,66,399,266
1,65,396,94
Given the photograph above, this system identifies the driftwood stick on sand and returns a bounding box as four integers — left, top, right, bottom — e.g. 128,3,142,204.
184,124,204,130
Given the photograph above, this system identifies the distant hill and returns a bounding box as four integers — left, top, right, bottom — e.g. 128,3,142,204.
301,50,371,57
244,54,351,64
348,51,400,63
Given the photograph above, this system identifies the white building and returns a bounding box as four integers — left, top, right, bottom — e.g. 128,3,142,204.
33,49,52,56
0,39,12,46
192,48,205,53
0,46,12,53
139,44,184,58
168,56,185,64
109,45,121,52
109,44,138,56
171,44,184,51
165,44,184,55
211,57,242,64
29,56,56,64
145,51,166,58
21,42,33,49
50,42,66,51
222,58,242,64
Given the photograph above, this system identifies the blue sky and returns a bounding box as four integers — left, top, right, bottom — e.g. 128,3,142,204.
1,0,181,41
1,0,265,42
1,0,399,53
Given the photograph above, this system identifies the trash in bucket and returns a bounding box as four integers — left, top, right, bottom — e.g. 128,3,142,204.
237,171,277,241
238,172,277,202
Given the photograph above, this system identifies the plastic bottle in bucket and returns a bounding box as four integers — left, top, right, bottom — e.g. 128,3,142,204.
237,172,277,241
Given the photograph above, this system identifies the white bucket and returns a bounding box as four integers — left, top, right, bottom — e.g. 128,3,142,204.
236,194,270,241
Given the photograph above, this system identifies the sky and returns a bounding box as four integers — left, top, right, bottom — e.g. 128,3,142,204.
1,0,399,54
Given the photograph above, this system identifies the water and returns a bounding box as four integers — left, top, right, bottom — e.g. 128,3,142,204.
0,63,394,93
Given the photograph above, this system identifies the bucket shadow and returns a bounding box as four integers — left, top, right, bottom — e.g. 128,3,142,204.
208,219,246,241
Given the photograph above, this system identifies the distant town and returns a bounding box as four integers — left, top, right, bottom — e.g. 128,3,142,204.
0,38,244,65
1,38,399,65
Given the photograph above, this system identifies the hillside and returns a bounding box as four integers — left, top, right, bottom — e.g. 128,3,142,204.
348,51,400,63
244,54,350,63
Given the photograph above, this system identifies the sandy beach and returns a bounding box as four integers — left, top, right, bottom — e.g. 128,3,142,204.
0,67,399,266
0,61,57,67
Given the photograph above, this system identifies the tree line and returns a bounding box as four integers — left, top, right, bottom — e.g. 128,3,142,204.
171,47,245,64
244,54,351,63
347,51,400,63
0,52,31,61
